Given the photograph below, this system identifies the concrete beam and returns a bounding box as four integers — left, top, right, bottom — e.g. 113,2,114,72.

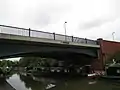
0,33,100,48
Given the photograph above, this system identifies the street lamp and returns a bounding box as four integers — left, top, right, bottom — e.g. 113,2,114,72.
112,32,115,40
64,21,67,41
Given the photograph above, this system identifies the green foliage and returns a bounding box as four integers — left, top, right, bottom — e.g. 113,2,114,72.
0,60,19,67
19,57,57,67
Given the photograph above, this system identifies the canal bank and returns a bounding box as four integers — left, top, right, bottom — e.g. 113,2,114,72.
0,80,15,90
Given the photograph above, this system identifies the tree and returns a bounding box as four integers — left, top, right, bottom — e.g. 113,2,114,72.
0,60,19,67
19,57,57,67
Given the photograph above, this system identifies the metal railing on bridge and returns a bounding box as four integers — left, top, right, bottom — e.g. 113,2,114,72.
0,25,97,45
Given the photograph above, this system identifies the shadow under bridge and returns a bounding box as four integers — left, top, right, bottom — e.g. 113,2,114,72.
0,39,98,61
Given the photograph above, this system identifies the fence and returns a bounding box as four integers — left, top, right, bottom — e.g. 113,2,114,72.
0,25,97,45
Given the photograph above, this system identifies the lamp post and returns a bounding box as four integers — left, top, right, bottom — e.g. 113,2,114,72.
64,21,67,41
112,32,115,40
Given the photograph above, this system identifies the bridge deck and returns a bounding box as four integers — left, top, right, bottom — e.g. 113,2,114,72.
0,25,100,48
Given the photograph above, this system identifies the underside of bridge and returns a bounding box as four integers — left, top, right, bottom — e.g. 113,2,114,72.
0,38,99,66
4,51,95,66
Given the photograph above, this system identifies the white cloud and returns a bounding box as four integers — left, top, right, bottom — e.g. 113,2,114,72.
0,0,120,41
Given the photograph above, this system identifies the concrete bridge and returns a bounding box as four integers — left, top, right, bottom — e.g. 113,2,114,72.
0,25,100,62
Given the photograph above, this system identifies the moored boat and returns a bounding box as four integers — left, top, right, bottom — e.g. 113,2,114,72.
101,63,120,79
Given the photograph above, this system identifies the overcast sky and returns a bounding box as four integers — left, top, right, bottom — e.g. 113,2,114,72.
0,0,120,41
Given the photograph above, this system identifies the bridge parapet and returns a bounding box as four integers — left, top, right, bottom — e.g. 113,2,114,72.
0,25,97,45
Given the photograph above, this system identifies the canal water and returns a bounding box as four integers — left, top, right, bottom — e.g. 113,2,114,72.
1,73,120,90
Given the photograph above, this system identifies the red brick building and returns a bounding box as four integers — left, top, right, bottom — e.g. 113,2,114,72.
92,38,120,71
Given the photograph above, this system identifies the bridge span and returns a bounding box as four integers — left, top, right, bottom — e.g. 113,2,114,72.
0,25,99,61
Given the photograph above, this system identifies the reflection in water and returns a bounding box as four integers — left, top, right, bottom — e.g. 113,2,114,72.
88,81,97,85
5,73,120,90
19,74,45,90
7,74,31,90
0,78,15,90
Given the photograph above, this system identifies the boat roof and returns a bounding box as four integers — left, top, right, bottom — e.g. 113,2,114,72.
109,63,120,68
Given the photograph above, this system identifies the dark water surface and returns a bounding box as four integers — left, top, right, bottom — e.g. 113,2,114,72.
1,73,120,90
